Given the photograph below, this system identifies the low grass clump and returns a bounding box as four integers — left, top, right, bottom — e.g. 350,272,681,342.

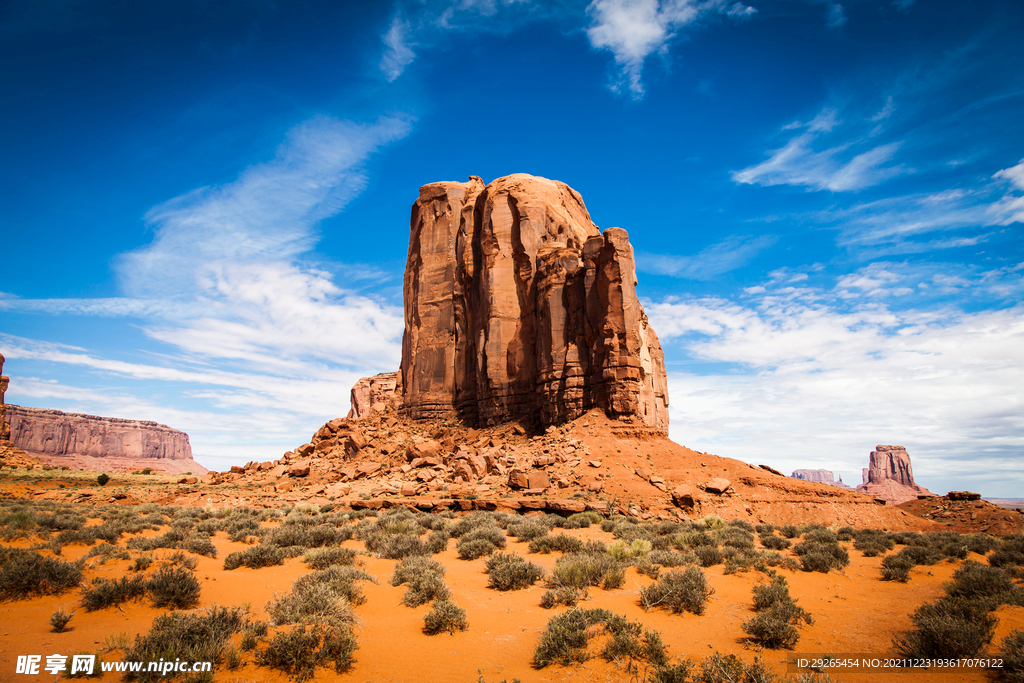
223,545,286,570
123,605,247,682
0,548,83,599
742,575,813,649
81,574,147,611
391,555,450,607
423,599,468,635
639,566,714,616
893,596,996,658
485,552,546,591
533,608,667,672
792,537,849,574
146,565,201,610
550,552,625,591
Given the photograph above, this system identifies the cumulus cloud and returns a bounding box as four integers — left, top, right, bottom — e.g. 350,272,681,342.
585,0,755,97
636,234,775,279
648,266,1024,495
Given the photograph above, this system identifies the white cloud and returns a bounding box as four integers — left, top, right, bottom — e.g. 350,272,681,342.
585,0,755,98
0,115,411,468
636,234,775,279
650,270,1024,496
990,158,1024,225
380,15,416,81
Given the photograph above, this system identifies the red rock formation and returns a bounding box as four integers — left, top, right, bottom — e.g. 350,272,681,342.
856,445,935,505
347,372,401,419
5,405,206,475
0,353,10,443
791,469,836,483
397,173,668,432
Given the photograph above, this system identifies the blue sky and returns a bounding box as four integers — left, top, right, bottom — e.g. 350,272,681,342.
1,0,1022,495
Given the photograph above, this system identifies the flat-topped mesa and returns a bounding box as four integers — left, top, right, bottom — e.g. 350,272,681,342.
791,469,835,483
5,405,206,475
399,173,668,432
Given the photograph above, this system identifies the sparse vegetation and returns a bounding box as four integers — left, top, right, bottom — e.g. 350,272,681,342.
742,575,812,649
1001,629,1024,683
639,566,714,615
257,622,357,682
391,555,450,606
123,605,247,682
0,548,83,599
81,574,147,611
485,552,545,591
224,544,285,570
551,552,625,591
423,599,468,635
145,565,201,609
893,596,996,658
533,608,667,672
50,607,74,632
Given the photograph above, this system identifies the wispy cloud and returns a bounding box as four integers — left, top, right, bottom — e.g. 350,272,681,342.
648,266,1024,495
990,158,1024,225
1,115,412,467
732,106,906,192
636,234,775,279
380,14,415,81
585,0,755,98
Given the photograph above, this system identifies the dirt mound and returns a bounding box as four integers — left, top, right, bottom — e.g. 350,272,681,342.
899,493,1024,536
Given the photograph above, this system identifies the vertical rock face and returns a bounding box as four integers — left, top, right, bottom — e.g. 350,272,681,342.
5,405,206,474
856,444,935,504
398,173,668,432
0,353,10,443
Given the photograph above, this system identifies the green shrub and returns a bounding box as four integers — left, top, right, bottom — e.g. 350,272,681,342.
303,547,358,570
533,609,666,671
742,604,801,649
1001,629,1024,683
123,605,246,682
50,607,74,632
779,525,800,539
180,535,217,558
423,599,468,635
603,618,669,672
81,575,147,611
794,540,849,573
945,561,1016,601
391,556,449,607
893,597,996,658
224,545,285,570
693,545,723,567
989,548,1024,568
97,474,110,486
565,512,602,528
508,520,549,542
485,552,545,591
146,565,200,610
425,528,450,553
130,554,153,572
648,549,695,567
457,537,499,560
639,566,714,615
650,660,694,683
0,548,83,599
257,623,357,682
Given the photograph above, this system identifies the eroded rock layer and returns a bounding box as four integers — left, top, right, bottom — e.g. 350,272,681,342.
399,173,668,432
6,405,205,474
0,353,10,443
856,445,935,505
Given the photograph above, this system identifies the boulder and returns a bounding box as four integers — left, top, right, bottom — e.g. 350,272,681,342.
507,470,530,489
671,484,694,507
288,465,310,477
406,438,442,462
704,478,731,494
356,462,382,477
527,470,550,490
948,491,981,501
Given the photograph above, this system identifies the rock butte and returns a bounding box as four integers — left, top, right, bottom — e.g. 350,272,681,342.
5,405,206,475
856,445,935,505
358,173,668,432
0,353,9,444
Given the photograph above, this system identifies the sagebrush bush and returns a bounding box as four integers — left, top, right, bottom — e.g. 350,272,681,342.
529,534,584,554
742,605,801,649
50,607,74,632
551,553,625,590
146,565,200,609
485,552,546,591
565,512,602,528
425,528,450,553
693,545,723,567
303,547,358,570
423,599,468,635
533,609,666,671
223,545,285,570
759,534,791,551
257,622,357,682
881,554,913,582
507,520,549,542
647,549,695,567
779,525,800,539
1001,629,1024,683
793,540,849,573
124,605,246,683
540,586,581,609
391,556,449,606
0,548,83,599
639,566,714,615
945,561,1016,601
893,596,996,659
81,574,147,611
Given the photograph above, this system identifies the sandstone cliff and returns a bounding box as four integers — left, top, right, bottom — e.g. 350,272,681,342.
0,353,10,443
6,405,206,475
791,469,835,483
348,372,401,419
856,445,935,505
395,173,668,432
